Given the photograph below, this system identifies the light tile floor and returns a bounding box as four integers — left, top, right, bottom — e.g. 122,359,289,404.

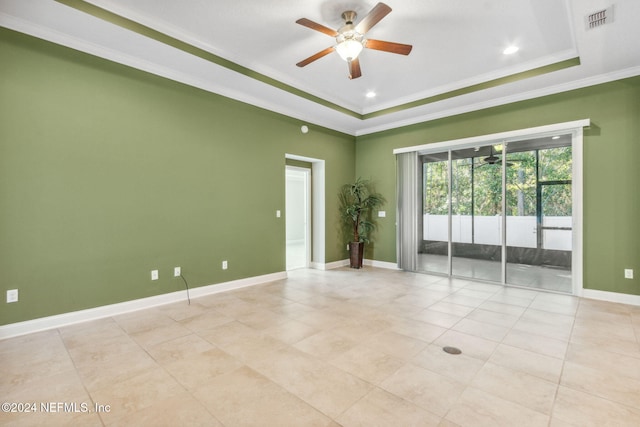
2,267,640,426
419,254,573,293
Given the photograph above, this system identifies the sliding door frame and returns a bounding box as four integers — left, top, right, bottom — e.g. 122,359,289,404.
394,119,589,295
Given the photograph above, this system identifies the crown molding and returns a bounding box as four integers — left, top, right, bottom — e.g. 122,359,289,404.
3,5,639,137
357,66,640,136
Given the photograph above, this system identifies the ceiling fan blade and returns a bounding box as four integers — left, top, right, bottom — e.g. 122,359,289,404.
355,2,392,34
296,46,335,67
296,18,339,37
348,58,362,79
494,159,515,167
365,39,412,55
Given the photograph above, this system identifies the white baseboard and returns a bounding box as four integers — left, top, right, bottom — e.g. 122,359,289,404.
6,267,636,340
364,259,401,270
313,259,399,270
313,259,350,270
0,271,287,340
308,261,325,270
581,288,640,307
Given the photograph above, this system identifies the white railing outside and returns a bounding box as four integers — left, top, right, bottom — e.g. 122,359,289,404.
424,214,572,250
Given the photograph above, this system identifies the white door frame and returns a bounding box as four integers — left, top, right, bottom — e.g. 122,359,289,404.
394,119,589,295
285,154,325,268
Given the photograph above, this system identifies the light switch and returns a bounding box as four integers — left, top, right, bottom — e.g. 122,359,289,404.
6,289,18,303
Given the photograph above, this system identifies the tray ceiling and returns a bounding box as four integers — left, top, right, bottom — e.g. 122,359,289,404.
1,0,639,135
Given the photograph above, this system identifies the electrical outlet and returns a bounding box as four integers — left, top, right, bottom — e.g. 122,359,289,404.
6,289,18,303
222,260,228,270
276,210,281,218
151,270,159,280
174,267,181,277
624,269,634,279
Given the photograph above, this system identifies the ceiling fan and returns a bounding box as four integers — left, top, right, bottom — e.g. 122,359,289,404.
482,146,503,165
476,146,517,167
295,2,413,79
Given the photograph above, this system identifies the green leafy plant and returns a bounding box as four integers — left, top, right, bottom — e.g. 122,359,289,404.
339,178,385,243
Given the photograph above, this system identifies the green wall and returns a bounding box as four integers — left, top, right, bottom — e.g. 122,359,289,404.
356,76,640,296
0,28,355,325
2,25,639,326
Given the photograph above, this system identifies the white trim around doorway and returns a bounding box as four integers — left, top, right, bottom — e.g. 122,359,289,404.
285,154,325,266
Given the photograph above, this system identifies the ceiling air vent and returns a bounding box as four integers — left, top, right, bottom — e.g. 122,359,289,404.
586,5,614,30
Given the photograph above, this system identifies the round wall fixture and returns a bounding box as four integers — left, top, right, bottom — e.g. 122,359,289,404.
301,125,309,134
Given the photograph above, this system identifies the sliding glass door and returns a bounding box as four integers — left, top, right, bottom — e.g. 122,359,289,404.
505,143,573,292
418,136,573,293
504,148,537,287
420,152,449,274
448,148,504,281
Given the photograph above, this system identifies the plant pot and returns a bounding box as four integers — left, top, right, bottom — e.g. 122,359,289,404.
349,241,365,269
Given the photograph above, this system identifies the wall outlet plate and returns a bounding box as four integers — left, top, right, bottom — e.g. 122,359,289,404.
151,270,159,280
624,269,634,279
174,267,181,277
222,260,228,270
6,289,18,303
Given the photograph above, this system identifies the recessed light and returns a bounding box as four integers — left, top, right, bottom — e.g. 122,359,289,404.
365,91,376,98
503,45,519,55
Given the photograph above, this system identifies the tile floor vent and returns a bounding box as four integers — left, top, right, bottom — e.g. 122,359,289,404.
586,6,614,30
443,346,462,355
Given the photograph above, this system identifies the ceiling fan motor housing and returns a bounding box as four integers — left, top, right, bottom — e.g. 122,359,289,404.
337,11,363,44
341,10,357,25
484,155,500,164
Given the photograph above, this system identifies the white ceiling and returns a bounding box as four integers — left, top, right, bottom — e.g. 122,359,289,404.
1,0,639,135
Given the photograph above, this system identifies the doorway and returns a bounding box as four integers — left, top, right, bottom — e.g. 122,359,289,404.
420,138,573,292
286,166,311,270
396,120,587,295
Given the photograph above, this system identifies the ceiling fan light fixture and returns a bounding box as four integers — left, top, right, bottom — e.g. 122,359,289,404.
336,38,363,62
295,3,411,78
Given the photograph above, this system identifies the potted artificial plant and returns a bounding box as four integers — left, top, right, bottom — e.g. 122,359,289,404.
339,178,385,268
